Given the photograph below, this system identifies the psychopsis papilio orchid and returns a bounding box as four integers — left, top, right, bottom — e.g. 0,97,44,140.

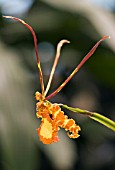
3,16,114,145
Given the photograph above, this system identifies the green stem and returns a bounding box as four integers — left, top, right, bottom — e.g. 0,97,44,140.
62,105,115,131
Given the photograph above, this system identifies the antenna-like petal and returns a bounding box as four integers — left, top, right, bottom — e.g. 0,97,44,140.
3,15,45,96
45,40,70,96
45,36,110,100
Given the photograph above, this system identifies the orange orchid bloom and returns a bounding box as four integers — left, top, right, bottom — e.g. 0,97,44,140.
3,16,109,144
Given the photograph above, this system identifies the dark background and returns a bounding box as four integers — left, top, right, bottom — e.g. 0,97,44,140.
0,0,115,170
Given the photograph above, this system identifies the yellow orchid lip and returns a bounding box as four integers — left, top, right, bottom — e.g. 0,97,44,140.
37,117,59,144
